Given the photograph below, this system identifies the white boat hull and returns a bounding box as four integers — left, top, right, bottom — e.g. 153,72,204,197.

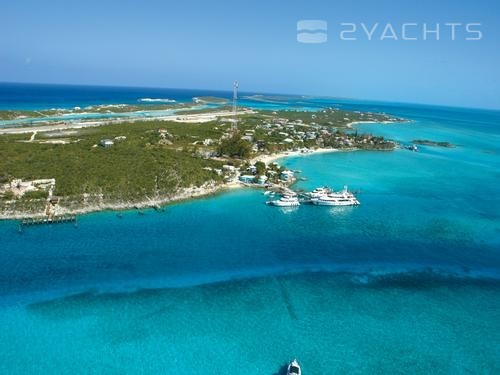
311,199,359,206
269,201,300,207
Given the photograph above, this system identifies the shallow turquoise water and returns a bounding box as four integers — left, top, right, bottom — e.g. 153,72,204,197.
0,104,219,127
1,273,499,374
0,91,499,373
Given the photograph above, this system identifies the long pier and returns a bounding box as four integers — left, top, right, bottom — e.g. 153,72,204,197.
19,215,78,227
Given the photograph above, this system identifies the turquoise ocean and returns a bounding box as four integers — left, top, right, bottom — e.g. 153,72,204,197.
0,83,499,374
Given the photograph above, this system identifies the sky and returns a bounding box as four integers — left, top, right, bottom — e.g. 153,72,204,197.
1,0,499,109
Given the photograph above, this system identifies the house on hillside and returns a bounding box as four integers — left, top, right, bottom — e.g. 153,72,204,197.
100,139,114,148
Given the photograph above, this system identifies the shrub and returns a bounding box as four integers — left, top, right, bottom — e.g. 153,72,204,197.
218,133,251,159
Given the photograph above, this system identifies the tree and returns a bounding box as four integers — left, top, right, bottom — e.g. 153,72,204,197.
255,161,266,176
218,134,252,159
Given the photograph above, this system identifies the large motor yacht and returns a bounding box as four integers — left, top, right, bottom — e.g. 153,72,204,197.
311,186,360,206
308,186,331,199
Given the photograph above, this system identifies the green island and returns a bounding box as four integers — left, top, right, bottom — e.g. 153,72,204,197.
0,107,402,218
0,102,197,121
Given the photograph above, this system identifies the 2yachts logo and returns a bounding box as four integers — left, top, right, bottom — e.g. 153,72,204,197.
297,20,483,43
296,20,328,44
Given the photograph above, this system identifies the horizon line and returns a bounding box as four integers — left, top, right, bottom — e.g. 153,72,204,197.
1,80,499,113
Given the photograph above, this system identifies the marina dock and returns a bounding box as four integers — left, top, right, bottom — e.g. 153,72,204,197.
20,215,78,227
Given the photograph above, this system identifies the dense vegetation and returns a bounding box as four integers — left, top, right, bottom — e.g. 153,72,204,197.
217,133,252,158
259,108,401,128
0,120,226,203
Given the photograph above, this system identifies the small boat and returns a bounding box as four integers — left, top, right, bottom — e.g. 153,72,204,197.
311,186,360,206
287,359,301,375
405,144,418,152
267,193,300,207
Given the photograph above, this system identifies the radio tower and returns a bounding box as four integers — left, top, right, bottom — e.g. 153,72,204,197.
231,80,239,132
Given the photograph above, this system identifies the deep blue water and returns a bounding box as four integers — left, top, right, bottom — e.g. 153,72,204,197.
0,82,234,110
0,83,499,374
0,83,325,126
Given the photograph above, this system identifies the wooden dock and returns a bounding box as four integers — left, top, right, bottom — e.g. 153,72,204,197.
20,215,78,227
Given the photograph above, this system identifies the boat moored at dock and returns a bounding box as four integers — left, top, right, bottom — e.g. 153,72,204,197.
311,186,360,206
308,186,331,199
266,186,360,208
267,193,300,207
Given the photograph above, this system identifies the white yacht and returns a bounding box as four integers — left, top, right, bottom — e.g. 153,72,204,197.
267,193,300,207
308,186,331,199
287,359,301,375
311,186,360,206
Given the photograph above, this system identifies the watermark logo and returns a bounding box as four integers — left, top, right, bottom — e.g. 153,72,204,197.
297,21,482,43
297,20,328,44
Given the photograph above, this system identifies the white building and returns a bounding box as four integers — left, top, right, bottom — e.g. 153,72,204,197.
100,139,114,148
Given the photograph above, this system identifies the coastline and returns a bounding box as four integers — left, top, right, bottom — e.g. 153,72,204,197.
0,112,401,221
0,109,403,135
251,146,346,165
346,119,408,128
0,147,345,221
0,181,240,221
0,109,256,134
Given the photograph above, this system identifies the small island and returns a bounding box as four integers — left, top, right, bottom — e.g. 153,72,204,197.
412,139,455,148
0,102,190,121
0,105,403,219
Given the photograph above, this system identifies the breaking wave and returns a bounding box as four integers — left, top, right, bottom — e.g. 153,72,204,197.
138,98,177,103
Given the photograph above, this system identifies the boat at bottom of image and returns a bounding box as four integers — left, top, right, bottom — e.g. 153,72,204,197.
267,192,300,207
287,359,301,375
310,186,360,206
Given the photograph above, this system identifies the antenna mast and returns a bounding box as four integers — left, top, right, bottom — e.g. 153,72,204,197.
232,80,239,131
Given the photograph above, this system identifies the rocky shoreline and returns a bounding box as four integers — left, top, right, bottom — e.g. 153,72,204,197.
0,181,236,220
